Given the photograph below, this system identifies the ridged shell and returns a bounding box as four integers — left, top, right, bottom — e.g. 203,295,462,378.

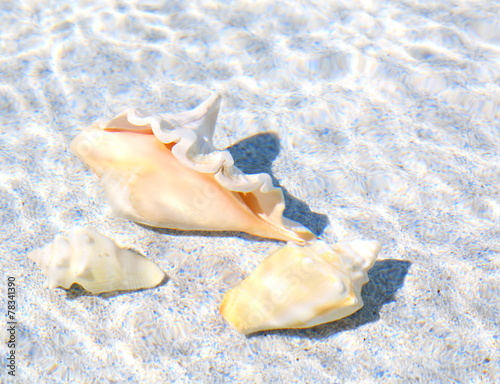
220,239,381,334
70,93,314,244
28,227,166,294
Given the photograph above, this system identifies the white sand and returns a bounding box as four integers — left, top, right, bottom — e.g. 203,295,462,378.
0,0,498,382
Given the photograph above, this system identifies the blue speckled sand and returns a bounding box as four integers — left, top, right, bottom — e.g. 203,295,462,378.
0,0,499,383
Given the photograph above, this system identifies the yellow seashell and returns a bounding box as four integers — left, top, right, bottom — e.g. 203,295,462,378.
28,227,166,294
70,93,314,244
220,239,381,334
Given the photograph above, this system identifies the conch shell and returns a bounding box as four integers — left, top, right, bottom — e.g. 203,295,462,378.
220,239,381,334
28,227,166,294
70,93,314,244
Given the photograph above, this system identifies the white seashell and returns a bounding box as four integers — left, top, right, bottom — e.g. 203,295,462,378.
220,239,381,334
28,227,166,294
70,93,314,244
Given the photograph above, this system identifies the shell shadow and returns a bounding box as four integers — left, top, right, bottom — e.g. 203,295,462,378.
247,259,411,339
226,132,329,236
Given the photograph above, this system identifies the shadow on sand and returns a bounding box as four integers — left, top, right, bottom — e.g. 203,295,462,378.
247,259,412,339
227,132,329,236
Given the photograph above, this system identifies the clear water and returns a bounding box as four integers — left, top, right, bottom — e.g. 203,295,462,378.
0,0,498,383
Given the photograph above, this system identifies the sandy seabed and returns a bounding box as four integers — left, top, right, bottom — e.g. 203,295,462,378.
0,0,498,383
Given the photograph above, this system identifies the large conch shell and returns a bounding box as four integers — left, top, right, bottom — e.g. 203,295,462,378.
220,239,381,334
28,227,166,294
70,93,314,244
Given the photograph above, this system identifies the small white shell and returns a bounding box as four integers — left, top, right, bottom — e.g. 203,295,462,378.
28,227,166,294
220,239,381,334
